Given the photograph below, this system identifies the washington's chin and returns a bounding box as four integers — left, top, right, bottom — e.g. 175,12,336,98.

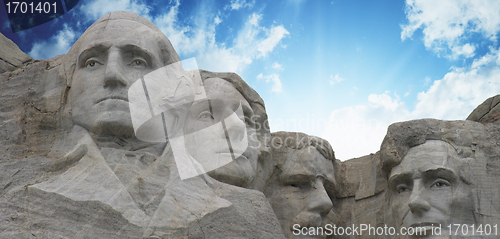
88,112,135,138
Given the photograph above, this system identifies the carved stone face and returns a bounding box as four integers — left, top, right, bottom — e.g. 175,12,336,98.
68,20,166,138
183,77,259,188
388,140,474,237
266,147,334,238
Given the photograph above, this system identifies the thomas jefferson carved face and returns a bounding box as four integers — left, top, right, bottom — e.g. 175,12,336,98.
183,77,260,188
265,147,335,238
388,140,475,238
68,19,169,138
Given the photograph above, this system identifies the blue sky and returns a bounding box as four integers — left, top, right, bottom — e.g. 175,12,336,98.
2,0,500,160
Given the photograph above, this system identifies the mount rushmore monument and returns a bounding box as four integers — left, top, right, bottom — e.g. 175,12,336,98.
1,11,500,238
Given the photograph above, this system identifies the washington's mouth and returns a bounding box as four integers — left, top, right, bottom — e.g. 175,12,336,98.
96,96,129,103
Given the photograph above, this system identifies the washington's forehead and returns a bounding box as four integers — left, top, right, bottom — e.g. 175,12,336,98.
78,22,159,51
87,19,155,34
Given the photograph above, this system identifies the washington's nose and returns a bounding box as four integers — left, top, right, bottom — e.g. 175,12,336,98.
103,53,127,89
408,181,431,214
306,178,333,216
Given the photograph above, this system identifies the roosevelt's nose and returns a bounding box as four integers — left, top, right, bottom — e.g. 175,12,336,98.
103,51,128,89
306,177,333,216
408,180,431,215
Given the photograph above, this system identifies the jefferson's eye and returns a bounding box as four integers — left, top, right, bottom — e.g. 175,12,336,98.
197,111,214,121
431,179,450,188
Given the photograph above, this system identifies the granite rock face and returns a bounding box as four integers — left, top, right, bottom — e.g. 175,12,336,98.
0,11,284,239
467,94,500,125
0,32,33,74
2,10,500,239
332,119,500,238
263,132,337,238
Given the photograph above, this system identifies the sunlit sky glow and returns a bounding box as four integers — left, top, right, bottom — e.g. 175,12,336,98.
2,0,500,160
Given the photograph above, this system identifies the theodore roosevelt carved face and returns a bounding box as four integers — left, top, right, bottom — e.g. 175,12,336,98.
264,133,336,238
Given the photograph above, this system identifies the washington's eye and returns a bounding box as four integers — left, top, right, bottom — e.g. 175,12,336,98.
85,59,101,68
431,179,450,188
197,111,214,121
129,58,148,67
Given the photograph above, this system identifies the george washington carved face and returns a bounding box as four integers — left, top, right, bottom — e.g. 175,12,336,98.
67,15,178,138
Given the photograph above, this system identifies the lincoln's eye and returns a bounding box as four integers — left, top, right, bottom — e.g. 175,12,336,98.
431,179,450,188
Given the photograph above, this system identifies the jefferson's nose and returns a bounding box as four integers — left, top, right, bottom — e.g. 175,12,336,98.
224,112,246,142
408,180,431,215
103,51,127,88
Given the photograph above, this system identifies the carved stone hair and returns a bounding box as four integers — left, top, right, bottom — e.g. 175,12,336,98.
270,131,335,162
379,118,491,184
263,131,337,195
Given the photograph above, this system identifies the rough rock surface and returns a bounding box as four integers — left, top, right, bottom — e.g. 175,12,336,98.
0,32,33,73
333,119,500,238
2,11,500,239
467,94,500,125
0,13,284,238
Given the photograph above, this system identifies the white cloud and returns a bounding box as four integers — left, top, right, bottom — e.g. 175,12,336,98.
450,43,476,59
79,0,151,21
324,49,500,160
155,4,289,73
412,52,500,120
28,24,77,59
214,16,222,25
226,0,255,10
401,0,500,59
257,25,289,57
272,62,283,71
323,92,410,160
257,73,282,93
329,74,344,85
